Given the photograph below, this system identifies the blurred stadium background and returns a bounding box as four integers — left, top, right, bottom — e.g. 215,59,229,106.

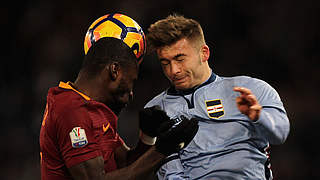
2,0,319,179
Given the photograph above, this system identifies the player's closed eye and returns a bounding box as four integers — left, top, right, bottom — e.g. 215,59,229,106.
161,60,170,66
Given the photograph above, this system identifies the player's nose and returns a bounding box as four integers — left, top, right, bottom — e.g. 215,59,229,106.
170,61,181,75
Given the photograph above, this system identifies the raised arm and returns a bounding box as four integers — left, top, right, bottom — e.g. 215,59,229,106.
233,86,290,144
69,112,199,180
69,146,165,180
115,106,175,167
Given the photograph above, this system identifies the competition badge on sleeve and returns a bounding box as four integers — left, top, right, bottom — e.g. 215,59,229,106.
69,127,88,148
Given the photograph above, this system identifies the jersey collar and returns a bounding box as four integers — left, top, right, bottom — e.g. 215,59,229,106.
58,81,91,101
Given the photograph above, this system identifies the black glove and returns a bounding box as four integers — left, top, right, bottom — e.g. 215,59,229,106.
139,106,171,137
155,117,199,156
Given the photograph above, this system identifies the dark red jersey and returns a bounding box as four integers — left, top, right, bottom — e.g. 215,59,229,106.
40,82,124,180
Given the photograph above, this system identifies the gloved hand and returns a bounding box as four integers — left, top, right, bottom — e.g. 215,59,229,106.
139,106,171,137
155,117,199,156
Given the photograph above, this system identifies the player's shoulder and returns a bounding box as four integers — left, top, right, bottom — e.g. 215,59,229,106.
45,87,94,133
217,75,270,88
47,87,87,115
221,75,280,101
144,90,167,108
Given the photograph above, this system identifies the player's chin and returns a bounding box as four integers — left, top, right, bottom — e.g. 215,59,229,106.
109,101,127,116
118,94,131,107
174,82,191,90
109,96,129,114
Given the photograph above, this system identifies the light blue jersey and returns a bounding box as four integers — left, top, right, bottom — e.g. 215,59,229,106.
145,72,290,180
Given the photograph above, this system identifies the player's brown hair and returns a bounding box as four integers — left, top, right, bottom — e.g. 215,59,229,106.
147,14,206,53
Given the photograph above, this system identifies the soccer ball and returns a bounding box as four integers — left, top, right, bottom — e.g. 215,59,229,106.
84,13,146,64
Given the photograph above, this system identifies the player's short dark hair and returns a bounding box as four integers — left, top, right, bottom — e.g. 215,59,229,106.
81,37,137,78
147,14,205,53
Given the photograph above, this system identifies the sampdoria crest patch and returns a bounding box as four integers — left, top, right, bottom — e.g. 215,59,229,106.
205,99,225,118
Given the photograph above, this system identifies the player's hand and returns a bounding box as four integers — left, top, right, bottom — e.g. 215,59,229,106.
233,87,262,121
139,106,171,137
155,117,199,156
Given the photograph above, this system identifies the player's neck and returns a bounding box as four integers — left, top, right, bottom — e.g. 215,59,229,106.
73,75,109,103
200,66,212,85
72,76,96,100
73,78,92,99
191,66,212,89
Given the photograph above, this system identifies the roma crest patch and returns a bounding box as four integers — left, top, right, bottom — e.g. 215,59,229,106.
205,99,224,118
69,127,88,148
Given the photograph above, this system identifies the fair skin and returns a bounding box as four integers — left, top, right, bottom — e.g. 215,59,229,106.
157,38,211,90
233,87,262,121
156,38,262,121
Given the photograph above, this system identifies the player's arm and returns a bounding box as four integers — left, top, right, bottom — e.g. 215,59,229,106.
114,140,152,168
233,86,290,144
255,107,289,144
69,146,165,180
69,114,199,180
115,106,173,167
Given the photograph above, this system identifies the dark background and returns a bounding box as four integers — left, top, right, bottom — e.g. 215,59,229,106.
2,0,319,179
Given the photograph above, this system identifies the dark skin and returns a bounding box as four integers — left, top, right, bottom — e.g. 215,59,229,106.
69,62,166,180
74,62,134,115
69,146,165,180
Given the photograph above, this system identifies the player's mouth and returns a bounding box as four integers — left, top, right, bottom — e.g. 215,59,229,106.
172,76,188,85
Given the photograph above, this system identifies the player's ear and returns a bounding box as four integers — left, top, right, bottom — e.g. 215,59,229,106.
107,62,120,81
200,44,210,62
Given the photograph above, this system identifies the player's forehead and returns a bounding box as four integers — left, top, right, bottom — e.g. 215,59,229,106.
157,38,196,60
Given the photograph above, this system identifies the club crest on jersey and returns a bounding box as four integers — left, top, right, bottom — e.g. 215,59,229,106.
69,127,88,148
205,99,224,118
